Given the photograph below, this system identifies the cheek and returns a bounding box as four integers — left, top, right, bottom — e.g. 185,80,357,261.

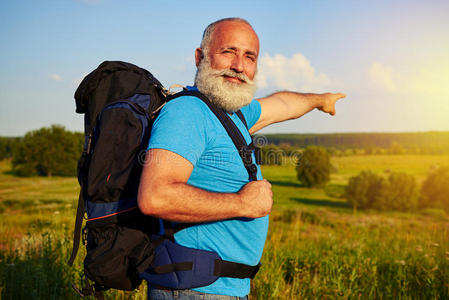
210,55,232,70
245,64,257,80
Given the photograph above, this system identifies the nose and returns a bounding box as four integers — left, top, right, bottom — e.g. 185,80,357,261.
230,55,244,73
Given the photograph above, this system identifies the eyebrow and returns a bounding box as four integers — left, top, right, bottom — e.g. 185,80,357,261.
221,46,258,57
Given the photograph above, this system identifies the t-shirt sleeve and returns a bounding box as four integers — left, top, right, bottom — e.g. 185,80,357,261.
240,99,261,130
148,97,208,166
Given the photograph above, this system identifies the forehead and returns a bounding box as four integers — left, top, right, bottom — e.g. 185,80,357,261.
209,21,260,56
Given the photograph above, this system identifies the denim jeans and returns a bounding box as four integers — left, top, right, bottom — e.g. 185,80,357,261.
148,288,249,300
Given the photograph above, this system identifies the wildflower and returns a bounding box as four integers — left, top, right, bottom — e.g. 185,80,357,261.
395,260,406,265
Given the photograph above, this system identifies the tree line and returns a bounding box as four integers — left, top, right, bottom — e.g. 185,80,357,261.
295,146,449,213
264,132,449,155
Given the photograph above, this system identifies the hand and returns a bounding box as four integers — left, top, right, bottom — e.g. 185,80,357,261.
238,179,273,218
318,93,346,116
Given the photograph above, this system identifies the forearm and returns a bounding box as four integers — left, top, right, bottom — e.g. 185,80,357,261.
138,181,243,223
251,91,344,133
251,92,325,133
270,91,325,121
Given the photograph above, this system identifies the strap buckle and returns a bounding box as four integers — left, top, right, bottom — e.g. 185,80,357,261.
238,146,253,166
239,143,260,181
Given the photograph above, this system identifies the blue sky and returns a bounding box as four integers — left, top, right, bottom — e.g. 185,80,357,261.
1,0,448,136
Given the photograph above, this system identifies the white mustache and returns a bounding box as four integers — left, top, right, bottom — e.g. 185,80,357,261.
213,69,255,85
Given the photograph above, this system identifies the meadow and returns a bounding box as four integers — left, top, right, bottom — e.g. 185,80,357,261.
0,155,448,299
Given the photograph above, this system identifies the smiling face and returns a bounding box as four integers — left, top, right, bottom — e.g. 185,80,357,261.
194,19,259,112
197,20,259,82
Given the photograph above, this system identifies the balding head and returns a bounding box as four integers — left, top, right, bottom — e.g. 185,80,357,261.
195,18,259,80
194,18,259,112
200,18,256,51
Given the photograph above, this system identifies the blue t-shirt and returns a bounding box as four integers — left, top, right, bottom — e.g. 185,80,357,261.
147,88,268,297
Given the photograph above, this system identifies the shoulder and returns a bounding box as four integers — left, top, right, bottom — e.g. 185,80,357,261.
154,95,215,128
149,95,215,165
239,99,262,129
162,95,210,117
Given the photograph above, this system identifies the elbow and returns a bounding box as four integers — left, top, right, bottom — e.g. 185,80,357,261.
137,183,162,216
137,185,152,216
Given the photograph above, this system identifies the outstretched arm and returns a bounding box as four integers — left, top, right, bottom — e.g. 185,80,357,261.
249,92,346,134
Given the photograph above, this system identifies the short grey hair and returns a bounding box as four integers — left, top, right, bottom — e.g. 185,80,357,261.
200,18,254,52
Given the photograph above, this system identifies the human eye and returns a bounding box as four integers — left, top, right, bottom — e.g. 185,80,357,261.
246,54,256,62
222,48,236,55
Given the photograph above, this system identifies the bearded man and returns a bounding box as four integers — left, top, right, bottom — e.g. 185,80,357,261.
138,18,345,300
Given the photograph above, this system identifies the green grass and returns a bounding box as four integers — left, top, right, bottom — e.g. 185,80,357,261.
1,155,449,299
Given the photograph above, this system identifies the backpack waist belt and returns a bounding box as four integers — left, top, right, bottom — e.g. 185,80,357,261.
140,235,260,289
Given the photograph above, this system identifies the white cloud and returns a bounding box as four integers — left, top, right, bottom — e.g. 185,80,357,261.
369,63,396,92
50,74,62,81
257,53,332,92
368,62,449,97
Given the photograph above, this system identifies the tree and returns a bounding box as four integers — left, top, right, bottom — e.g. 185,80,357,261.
383,172,419,211
260,144,284,165
345,170,419,212
345,170,386,212
296,146,331,188
12,125,83,177
420,167,449,212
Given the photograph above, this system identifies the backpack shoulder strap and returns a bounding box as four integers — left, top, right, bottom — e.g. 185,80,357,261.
168,90,257,181
68,182,85,266
157,90,261,281
235,110,247,129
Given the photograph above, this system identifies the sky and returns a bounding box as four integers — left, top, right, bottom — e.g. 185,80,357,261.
1,0,448,136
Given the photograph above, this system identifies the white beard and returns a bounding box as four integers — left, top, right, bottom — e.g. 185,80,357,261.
194,57,257,112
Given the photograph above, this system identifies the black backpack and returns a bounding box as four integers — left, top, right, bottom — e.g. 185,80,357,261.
69,61,261,298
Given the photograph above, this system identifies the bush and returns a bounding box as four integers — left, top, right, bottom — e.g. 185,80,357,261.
296,146,331,188
12,125,83,177
420,166,449,212
345,171,386,211
383,172,418,211
345,171,418,212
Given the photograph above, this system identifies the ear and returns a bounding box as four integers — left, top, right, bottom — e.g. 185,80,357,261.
195,48,204,67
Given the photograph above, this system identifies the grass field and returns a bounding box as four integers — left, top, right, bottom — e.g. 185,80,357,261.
0,155,448,299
